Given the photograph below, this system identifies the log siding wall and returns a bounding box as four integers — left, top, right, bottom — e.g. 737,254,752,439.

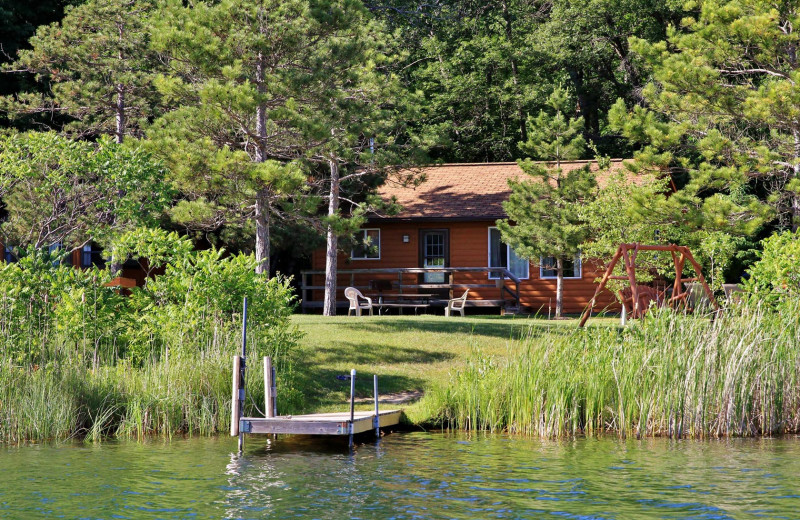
310,221,618,314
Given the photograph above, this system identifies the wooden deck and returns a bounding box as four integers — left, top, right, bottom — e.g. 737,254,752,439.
300,266,522,312
239,410,402,435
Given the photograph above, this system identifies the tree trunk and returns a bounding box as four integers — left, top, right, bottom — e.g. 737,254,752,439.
555,256,564,318
255,188,270,275
566,68,600,138
501,0,527,144
115,85,125,144
323,160,340,316
111,27,125,274
116,23,126,144
253,53,271,275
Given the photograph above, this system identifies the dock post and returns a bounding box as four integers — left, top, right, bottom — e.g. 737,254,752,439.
237,296,248,452
231,355,241,437
373,375,380,439
264,356,275,418
349,368,356,447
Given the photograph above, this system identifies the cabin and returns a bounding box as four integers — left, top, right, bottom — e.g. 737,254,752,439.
302,160,627,315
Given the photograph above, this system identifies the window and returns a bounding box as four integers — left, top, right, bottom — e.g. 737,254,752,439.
82,243,106,268
540,254,582,279
351,229,380,260
4,246,16,263
488,227,529,279
48,242,70,266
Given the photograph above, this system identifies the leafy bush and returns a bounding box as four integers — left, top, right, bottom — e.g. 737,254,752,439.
745,229,800,297
0,249,123,366
128,247,300,362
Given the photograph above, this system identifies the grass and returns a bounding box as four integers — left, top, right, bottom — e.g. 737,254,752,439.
4,301,798,442
417,303,800,438
0,328,286,444
289,313,616,422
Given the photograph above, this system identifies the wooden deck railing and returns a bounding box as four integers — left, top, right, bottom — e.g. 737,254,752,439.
299,267,521,311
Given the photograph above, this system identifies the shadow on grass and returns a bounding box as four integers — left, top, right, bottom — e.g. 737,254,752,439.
289,364,427,410
313,342,455,365
334,317,575,341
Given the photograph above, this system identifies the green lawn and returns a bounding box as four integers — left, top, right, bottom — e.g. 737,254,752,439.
289,314,616,420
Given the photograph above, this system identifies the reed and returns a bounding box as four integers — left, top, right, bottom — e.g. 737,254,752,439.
0,327,301,443
420,300,800,438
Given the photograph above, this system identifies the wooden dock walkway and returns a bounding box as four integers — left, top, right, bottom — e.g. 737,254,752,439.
229,297,402,450
239,410,403,436
231,354,402,449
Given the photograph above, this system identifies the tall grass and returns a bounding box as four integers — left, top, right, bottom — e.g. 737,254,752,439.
0,327,301,444
0,252,302,443
421,300,800,438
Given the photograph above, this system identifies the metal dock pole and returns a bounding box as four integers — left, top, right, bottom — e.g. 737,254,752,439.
373,375,380,439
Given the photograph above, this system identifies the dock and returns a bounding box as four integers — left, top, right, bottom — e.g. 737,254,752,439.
230,297,402,450
239,410,403,435
231,353,402,449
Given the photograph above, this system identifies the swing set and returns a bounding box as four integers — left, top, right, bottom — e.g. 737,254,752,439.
578,243,720,327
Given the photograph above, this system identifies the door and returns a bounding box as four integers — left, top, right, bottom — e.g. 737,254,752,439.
419,229,449,285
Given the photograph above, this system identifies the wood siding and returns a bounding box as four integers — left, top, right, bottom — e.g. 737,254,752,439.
310,221,618,314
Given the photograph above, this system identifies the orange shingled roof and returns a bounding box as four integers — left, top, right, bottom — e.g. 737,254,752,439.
376,160,630,221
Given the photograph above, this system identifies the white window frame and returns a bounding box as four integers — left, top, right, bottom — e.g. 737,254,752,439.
539,253,582,279
351,228,381,260
487,227,529,280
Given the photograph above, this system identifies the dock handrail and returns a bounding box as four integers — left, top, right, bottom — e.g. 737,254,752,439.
300,267,521,311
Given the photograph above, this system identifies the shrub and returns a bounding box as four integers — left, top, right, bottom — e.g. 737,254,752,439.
745,229,800,297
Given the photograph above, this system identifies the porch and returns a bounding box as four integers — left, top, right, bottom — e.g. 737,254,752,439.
300,267,522,314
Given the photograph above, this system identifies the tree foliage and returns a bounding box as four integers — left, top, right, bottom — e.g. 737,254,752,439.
745,228,800,296
3,0,160,141
498,87,597,317
610,0,797,235
148,0,389,274
0,132,172,249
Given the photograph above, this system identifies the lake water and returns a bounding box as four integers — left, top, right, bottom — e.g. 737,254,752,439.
1,432,799,519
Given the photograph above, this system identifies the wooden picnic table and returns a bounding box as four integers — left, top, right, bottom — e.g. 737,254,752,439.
377,293,434,315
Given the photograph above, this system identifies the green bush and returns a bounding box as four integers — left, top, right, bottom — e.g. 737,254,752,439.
0,250,123,366
126,247,300,362
745,229,800,297
0,236,303,441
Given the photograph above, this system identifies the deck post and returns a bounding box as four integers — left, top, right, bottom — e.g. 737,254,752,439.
448,271,454,299
349,368,356,447
301,272,308,313
373,375,380,439
264,356,275,418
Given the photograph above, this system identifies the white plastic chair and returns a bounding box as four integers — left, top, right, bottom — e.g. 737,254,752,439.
445,289,469,317
345,287,373,316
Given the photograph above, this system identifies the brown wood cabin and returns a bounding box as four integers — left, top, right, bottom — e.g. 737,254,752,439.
303,160,627,315
2,241,148,290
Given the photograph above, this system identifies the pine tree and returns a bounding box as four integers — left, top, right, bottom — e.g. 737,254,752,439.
3,0,159,142
609,0,791,233
303,22,427,315
498,87,597,317
148,0,370,275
